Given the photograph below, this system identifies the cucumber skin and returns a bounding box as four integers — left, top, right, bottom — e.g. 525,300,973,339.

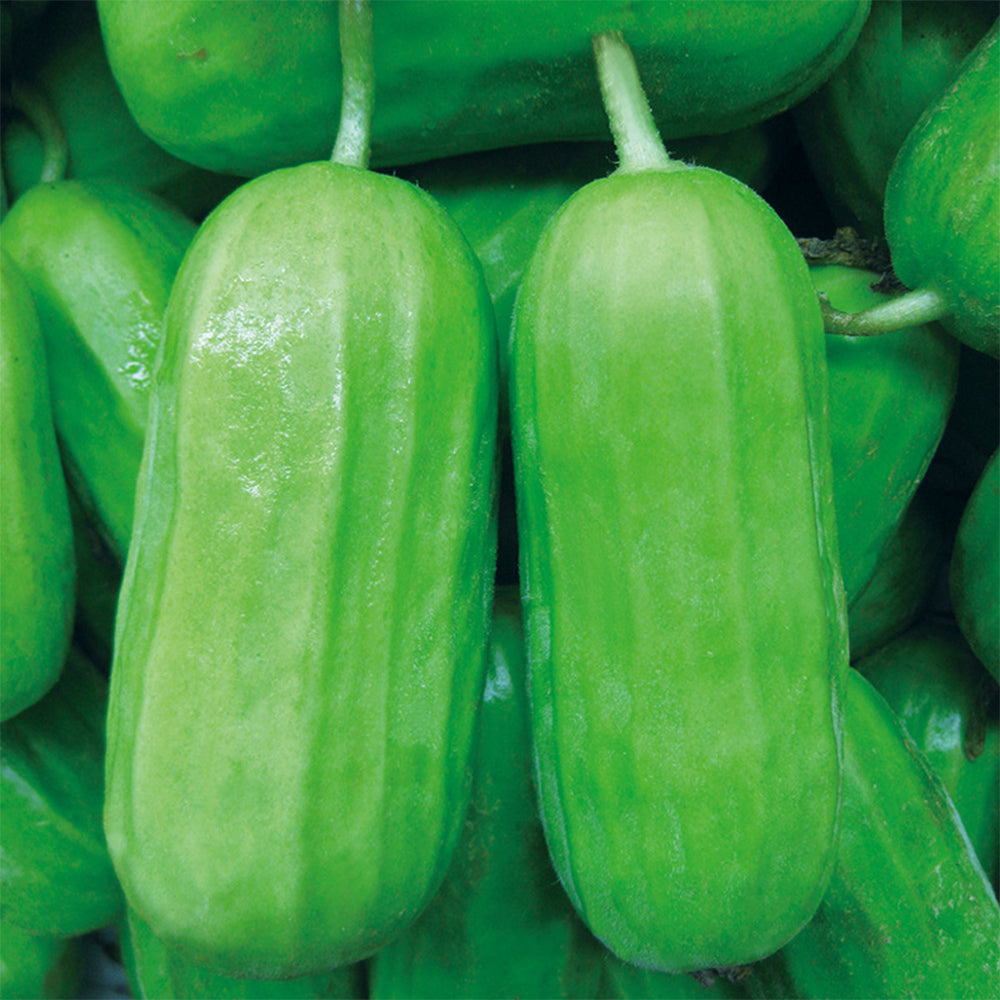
0,180,196,562
509,167,847,973
120,908,365,1000
885,23,1000,357
855,620,1000,888
846,489,947,661
0,249,74,721
1,648,122,937
104,161,498,979
747,669,1000,1000
96,0,869,177
793,0,996,234
950,449,1000,680
811,263,958,602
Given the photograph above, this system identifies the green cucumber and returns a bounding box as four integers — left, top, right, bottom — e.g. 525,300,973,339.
1,0,236,218
0,646,122,936
0,247,74,721
369,588,607,999
794,0,996,233
104,3,498,977
855,619,999,887
950,448,1000,679
120,908,365,1000
819,24,999,356
884,21,999,357
846,488,947,661
0,179,196,561
509,32,846,973
811,263,958,601
746,668,1000,1000
0,920,81,1000
96,0,868,176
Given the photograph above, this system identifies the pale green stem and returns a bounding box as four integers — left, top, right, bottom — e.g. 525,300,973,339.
592,30,678,174
5,81,68,184
821,286,950,337
331,0,374,169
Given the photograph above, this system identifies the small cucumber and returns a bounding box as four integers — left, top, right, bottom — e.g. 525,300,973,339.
120,909,365,1000
846,488,947,661
0,248,74,721
96,0,868,176
0,179,196,561
885,23,1000,357
509,32,846,973
855,619,999,887
811,263,958,601
1,647,122,936
104,5,498,977
746,668,1000,1000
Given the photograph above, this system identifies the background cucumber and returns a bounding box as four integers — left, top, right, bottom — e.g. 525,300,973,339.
0,248,74,721
96,0,869,176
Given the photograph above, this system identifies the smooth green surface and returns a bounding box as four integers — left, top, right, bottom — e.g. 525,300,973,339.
105,161,499,978
369,588,607,999
1,0,233,218
0,919,81,1000
846,488,946,661
0,647,122,936
950,448,1000,679
748,669,1000,1000
885,23,1000,357
96,0,868,176
0,179,196,561
855,619,1000,887
0,248,74,721
812,264,958,601
121,908,365,999
509,166,847,972
794,0,995,233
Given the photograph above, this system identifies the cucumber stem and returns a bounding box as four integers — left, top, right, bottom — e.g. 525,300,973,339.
3,82,69,184
592,30,677,174
821,286,950,337
331,0,374,170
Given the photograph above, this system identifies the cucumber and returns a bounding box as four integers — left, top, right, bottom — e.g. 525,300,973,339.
96,0,868,176
120,909,365,1000
794,0,996,233
855,619,999,887
508,32,846,973
1,0,236,218
0,247,74,721
104,4,499,977
1,647,122,936
0,179,196,561
811,263,958,601
747,669,1000,1000
885,23,1000,357
846,489,947,661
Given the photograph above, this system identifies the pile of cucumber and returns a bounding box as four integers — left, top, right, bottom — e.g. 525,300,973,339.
2,2,997,998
